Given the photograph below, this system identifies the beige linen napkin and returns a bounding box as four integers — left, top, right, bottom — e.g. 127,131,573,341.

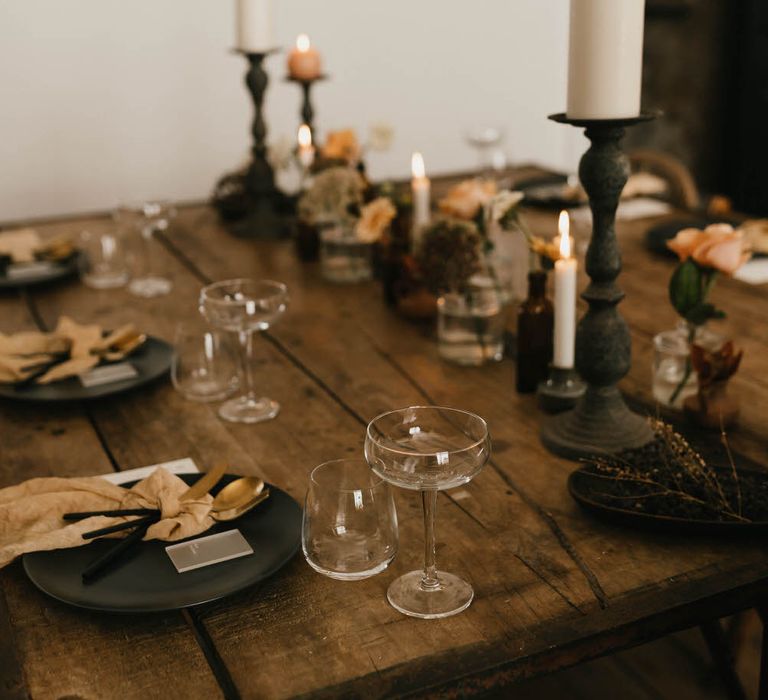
0,229,41,263
0,316,138,384
0,467,214,569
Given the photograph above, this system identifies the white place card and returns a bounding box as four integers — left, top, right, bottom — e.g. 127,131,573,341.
6,261,57,279
101,457,200,485
79,362,138,387
734,259,768,286
165,530,254,573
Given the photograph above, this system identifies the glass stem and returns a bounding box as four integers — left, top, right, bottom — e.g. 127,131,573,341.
238,330,257,401
141,225,154,277
420,489,440,591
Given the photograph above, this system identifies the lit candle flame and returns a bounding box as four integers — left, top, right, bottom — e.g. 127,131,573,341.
558,210,571,259
298,124,312,148
411,152,425,179
296,34,310,52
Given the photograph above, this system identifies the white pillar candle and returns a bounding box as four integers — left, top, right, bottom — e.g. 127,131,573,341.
297,124,315,169
554,211,577,368
411,152,431,247
236,0,274,53
566,0,646,119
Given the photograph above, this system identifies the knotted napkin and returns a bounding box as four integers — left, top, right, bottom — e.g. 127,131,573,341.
0,229,73,264
0,468,214,569
0,316,138,384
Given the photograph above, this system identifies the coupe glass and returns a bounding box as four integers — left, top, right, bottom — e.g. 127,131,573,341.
365,406,491,619
114,201,176,298
302,458,398,580
199,279,288,423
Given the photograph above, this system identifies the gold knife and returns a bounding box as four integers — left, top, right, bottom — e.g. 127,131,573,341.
180,462,227,502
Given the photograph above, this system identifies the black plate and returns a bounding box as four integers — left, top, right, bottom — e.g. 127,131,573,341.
23,474,302,612
0,252,81,289
644,217,749,258
520,176,581,210
0,335,172,403
569,466,768,534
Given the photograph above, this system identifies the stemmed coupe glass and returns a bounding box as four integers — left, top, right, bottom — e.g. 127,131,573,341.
199,279,288,424
114,201,176,298
365,406,491,619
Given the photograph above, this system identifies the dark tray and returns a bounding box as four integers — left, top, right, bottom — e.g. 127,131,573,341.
569,465,768,534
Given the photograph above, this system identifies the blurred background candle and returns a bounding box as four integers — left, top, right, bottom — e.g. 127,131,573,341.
411,152,431,243
297,124,315,169
566,0,645,119
235,0,274,53
553,210,577,368
288,34,322,80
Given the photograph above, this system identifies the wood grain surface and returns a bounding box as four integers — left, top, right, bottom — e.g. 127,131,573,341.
1,169,766,699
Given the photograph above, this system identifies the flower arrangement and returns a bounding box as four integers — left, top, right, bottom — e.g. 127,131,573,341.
664,223,751,405
416,220,482,295
355,197,397,244
297,166,365,227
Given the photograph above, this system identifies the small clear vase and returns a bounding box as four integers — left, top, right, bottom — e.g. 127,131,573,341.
652,321,723,409
319,223,373,283
437,276,508,366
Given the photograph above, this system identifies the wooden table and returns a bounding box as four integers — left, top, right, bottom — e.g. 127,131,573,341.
1,172,767,699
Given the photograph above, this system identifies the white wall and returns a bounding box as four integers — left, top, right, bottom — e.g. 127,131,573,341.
0,0,583,222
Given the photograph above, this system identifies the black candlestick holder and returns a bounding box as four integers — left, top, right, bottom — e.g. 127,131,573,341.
221,49,286,238
538,366,586,414
285,74,328,143
540,112,656,459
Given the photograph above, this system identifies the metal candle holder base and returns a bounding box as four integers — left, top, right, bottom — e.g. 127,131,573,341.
231,49,285,238
537,366,586,414
285,74,328,144
540,112,656,460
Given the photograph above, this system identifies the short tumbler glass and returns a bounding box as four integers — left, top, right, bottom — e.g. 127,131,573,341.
171,325,239,402
79,228,130,289
302,458,398,581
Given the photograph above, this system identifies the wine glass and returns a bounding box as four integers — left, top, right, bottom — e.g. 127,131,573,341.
114,201,176,298
464,126,506,179
199,279,288,424
364,406,491,619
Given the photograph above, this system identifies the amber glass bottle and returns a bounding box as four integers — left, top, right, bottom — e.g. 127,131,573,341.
516,270,554,393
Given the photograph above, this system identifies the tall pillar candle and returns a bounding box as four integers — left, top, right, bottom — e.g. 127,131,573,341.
411,152,431,247
566,0,646,119
236,0,274,53
553,211,577,368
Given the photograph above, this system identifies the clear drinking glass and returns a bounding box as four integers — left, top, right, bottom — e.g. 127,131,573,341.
464,126,506,178
437,278,508,366
114,201,176,298
78,228,130,289
319,223,373,283
199,278,288,424
302,458,398,580
171,324,239,402
365,406,491,619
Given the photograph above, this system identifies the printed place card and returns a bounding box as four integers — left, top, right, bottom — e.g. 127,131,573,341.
79,362,138,387
166,530,254,573
6,261,57,279
101,457,200,485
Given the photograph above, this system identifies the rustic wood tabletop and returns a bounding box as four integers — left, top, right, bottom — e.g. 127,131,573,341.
1,168,767,699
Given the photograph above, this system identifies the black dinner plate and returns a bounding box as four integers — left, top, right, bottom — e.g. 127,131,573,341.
23,473,302,612
0,335,172,403
0,252,81,289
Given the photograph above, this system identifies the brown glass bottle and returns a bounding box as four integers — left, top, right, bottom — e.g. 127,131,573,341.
516,270,554,393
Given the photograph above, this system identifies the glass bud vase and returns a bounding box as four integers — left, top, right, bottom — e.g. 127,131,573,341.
437,275,508,366
319,222,373,284
652,321,723,409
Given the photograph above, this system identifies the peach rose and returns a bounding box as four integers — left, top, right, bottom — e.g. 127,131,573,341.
666,223,751,274
322,129,361,163
438,179,497,220
355,197,396,243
